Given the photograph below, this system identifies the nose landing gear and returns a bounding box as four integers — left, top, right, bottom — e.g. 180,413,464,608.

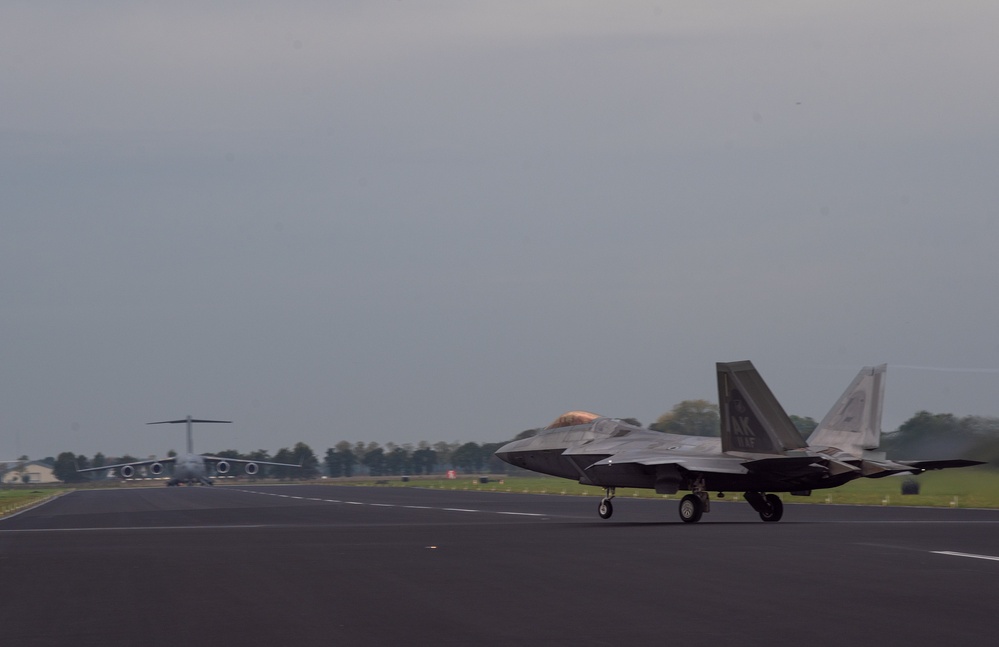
597,487,616,519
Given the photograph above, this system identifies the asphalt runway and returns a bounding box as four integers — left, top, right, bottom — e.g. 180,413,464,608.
2,485,998,646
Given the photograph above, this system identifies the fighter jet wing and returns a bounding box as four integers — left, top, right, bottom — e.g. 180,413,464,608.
740,456,829,478
585,452,834,478
584,452,749,474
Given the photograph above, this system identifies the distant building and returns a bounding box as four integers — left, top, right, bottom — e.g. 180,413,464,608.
1,460,58,484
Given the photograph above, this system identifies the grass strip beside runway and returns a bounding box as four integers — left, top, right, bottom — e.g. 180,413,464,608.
0,489,68,517
334,466,999,508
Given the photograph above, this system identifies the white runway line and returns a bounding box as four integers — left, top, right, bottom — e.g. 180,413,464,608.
931,551,999,562
496,511,546,517
232,488,546,519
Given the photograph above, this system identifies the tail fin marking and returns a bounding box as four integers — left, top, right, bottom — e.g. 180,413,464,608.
717,361,808,455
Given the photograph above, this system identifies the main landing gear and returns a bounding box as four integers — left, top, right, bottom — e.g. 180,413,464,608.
744,491,783,522
678,493,708,522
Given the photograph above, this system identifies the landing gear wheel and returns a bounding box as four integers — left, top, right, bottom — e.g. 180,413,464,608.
679,494,704,523
598,499,614,519
759,494,783,522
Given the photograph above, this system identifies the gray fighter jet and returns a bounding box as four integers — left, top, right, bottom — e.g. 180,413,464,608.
495,361,982,522
78,415,301,486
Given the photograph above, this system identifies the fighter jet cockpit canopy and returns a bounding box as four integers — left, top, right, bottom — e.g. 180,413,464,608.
546,411,602,430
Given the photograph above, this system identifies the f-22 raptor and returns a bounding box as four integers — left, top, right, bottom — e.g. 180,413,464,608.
495,362,981,522
79,415,301,486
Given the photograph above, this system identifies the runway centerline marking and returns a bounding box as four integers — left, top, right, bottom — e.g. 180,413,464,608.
497,511,546,517
229,488,545,519
932,550,999,562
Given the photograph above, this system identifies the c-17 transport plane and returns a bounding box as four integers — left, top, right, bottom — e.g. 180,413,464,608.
78,415,301,486
495,361,982,522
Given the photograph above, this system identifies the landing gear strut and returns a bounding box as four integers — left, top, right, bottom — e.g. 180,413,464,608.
598,487,616,519
744,491,783,522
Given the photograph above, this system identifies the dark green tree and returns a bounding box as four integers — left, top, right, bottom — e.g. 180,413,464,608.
650,400,719,437
789,415,818,437
513,429,539,440
433,441,458,468
362,446,386,476
411,447,437,475
271,447,297,480
882,411,979,460
325,447,343,477
384,447,410,475
450,442,484,473
291,442,320,479
481,442,508,473
335,441,357,477
53,452,87,483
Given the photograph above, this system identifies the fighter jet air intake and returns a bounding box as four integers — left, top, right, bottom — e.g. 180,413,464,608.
495,362,982,522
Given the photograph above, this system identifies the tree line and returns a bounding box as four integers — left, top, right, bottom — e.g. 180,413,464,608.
30,401,999,484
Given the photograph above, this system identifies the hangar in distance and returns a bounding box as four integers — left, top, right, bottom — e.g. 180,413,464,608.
78,415,301,486
495,362,982,522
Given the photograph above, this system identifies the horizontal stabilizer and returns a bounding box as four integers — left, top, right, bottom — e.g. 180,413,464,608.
898,459,985,471
148,419,232,425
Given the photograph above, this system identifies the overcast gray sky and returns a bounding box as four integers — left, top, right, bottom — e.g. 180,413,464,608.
3,2,999,461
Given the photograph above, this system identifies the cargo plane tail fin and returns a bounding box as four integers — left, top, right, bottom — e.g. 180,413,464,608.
717,361,808,455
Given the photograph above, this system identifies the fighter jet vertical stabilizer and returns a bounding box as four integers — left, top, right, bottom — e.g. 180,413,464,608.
807,364,886,457
717,360,808,455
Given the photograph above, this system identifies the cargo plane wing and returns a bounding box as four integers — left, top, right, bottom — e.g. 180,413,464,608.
78,415,301,486
495,362,982,522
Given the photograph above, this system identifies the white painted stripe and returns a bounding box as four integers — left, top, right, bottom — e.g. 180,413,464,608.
227,488,552,519
932,550,999,562
0,525,269,533
496,511,546,517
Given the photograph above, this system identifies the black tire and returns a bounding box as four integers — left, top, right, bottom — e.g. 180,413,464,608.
679,494,703,523
760,494,783,522
598,499,613,519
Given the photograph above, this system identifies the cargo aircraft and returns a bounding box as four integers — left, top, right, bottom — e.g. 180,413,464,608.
78,415,301,486
495,362,982,522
